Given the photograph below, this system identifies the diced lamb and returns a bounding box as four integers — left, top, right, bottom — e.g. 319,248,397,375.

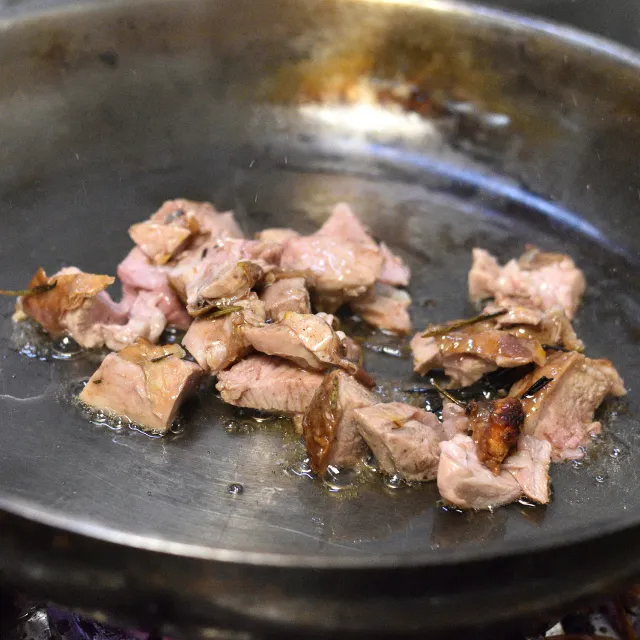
378,242,411,287
441,401,470,440
316,202,377,247
509,351,626,461
469,247,586,319
354,402,445,481
118,248,191,329
437,435,522,510
303,369,375,472
160,199,244,240
79,340,202,433
503,435,552,504
181,293,266,373
242,312,365,379
280,235,383,312
350,284,412,334
260,277,311,321
216,355,324,414
410,327,546,388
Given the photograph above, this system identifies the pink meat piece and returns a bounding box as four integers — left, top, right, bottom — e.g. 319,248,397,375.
469,247,586,319
117,248,191,329
350,284,412,334
509,351,626,461
280,235,383,311
181,294,265,373
503,435,552,504
260,277,311,322
79,341,202,433
378,242,411,287
441,401,470,440
316,202,377,247
354,402,446,481
255,228,300,244
437,435,522,510
216,355,324,414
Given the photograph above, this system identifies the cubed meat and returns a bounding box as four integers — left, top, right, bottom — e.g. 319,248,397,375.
159,199,244,239
303,369,375,472
410,327,546,388
469,247,586,319
316,202,377,247
118,248,191,329
354,402,445,481
242,312,362,376
350,284,412,334
378,242,411,287
503,435,552,504
437,435,522,510
79,340,202,433
280,235,383,312
181,294,265,373
185,260,264,316
216,355,324,414
509,351,626,461
260,277,311,321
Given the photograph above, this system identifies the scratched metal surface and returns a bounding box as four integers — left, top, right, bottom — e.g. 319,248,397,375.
0,0,639,567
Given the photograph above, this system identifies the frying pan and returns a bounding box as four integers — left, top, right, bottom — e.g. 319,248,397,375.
2,0,640,636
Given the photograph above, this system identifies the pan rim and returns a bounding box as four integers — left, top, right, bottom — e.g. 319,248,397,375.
2,0,640,570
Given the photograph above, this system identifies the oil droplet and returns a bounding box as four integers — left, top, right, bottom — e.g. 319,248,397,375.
595,474,606,484
52,335,81,359
571,460,583,470
363,452,379,473
383,474,404,490
610,447,622,458
227,483,244,495
322,466,359,492
286,458,315,480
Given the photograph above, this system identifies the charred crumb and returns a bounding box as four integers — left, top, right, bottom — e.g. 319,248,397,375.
201,247,208,259
92,379,103,384
150,353,172,363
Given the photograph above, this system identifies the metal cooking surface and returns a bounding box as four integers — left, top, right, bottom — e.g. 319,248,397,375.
0,155,638,561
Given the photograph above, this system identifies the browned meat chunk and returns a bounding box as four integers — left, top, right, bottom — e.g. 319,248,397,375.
118,248,191,329
260,277,310,321
378,242,410,287
503,435,552,504
256,228,300,244
509,351,626,461
469,247,586,319
437,435,522,510
185,260,264,316
350,284,412,334
468,397,525,475
354,402,445,481
216,355,324,414
410,323,546,387
303,370,375,472
181,294,265,373
79,340,202,433
129,201,200,265
242,312,367,380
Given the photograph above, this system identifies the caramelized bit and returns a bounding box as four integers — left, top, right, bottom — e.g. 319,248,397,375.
209,305,244,318
422,309,507,338
470,397,525,475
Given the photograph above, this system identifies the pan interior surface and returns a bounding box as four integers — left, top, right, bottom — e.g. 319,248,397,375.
0,0,640,565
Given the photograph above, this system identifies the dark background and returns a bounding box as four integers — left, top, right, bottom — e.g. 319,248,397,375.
0,0,639,51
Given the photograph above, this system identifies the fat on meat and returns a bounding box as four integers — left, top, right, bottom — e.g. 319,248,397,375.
350,284,412,334
260,277,311,321
509,351,626,461
79,340,202,433
303,369,375,472
181,293,266,373
354,402,446,481
437,435,522,510
216,355,324,414
469,247,586,319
